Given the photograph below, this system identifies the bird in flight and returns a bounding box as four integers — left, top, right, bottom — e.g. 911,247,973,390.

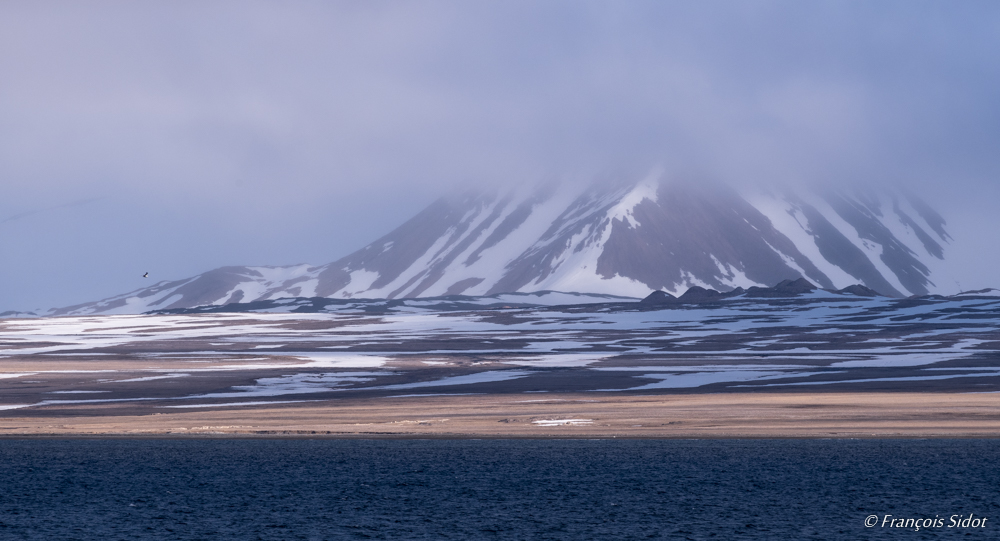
143,272,149,278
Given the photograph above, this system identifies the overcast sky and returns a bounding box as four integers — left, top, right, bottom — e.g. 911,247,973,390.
1,1,999,311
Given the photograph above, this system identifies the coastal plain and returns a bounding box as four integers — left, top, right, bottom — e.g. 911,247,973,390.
1,291,998,437
3,393,1000,438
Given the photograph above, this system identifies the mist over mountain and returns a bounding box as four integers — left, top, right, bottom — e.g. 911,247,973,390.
48,174,957,316
1,3,998,312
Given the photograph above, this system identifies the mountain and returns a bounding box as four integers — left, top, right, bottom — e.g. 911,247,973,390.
48,175,956,315
148,290,639,315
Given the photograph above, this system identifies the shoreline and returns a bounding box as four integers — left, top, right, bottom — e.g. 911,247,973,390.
3,392,999,439
2,434,1000,440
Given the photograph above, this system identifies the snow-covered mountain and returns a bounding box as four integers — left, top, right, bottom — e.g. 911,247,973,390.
50,174,956,315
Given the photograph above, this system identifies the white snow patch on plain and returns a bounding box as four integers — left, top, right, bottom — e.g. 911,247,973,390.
747,373,999,387
532,419,593,426
388,393,483,398
505,354,611,367
0,373,37,379
373,370,531,390
190,372,386,399
591,364,814,372
164,400,316,408
607,370,824,390
113,373,191,383
830,353,967,368
286,353,389,368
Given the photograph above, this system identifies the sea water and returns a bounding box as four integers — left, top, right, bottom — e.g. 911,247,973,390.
0,439,997,540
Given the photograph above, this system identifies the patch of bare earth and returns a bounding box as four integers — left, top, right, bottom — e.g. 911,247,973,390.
1,393,999,438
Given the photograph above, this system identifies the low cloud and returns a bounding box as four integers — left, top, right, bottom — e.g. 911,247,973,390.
1,1,998,309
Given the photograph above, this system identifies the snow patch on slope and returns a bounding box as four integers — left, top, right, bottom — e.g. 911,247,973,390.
607,171,660,229
747,192,858,287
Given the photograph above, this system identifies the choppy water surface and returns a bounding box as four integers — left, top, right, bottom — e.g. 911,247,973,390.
1,439,997,540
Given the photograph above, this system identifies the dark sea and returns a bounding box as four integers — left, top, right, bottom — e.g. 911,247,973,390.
0,439,997,540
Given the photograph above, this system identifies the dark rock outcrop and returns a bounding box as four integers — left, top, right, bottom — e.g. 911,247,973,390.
641,286,746,304
640,290,676,304
836,284,883,297
746,278,817,298
678,286,725,302
956,288,998,296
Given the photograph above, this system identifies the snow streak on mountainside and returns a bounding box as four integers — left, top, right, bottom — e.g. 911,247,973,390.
49,175,955,315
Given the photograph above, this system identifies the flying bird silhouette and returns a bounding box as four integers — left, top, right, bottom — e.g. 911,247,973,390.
142,272,149,278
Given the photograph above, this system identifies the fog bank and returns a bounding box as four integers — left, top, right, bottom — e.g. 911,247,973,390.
1,1,998,310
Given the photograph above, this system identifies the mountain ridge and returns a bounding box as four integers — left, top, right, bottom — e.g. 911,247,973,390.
44,176,958,316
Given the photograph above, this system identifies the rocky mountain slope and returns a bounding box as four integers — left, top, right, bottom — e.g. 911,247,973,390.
49,175,956,315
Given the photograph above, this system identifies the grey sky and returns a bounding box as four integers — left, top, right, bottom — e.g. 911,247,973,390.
1,1,998,311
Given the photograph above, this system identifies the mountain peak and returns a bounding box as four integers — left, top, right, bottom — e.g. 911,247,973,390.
47,177,956,315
